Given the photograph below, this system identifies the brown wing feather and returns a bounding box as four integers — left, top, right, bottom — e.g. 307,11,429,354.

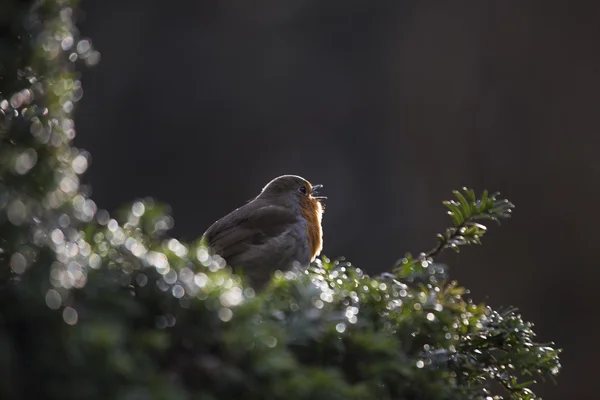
203,204,298,261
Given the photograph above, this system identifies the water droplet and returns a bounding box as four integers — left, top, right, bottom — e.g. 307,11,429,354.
51,229,64,245
147,251,169,274
196,248,210,265
61,36,74,50
336,323,346,333
96,209,110,225
263,336,277,348
220,287,243,307
136,273,148,287
59,176,78,193
62,100,73,113
7,200,27,225
218,307,233,322
72,84,83,101
14,149,37,174
416,360,425,368
163,269,177,284
107,219,118,232
76,39,91,54
194,272,208,288
167,238,188,257
179,267,194,284
131,201,145,217
211,255,226,271
10,93,23,108
82,199,97,221
72,154,88,174
45,289,62,309
88,253,102,269
427,313,435,321
63,307,78,325
172,284,185,298
320,292,333,303
85,51,101,66
58,214,70,228
10,252,27,274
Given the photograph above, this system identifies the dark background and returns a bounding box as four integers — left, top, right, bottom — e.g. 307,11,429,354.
74,1,600,398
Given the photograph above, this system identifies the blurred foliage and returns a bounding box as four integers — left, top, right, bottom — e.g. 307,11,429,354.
0,2,560,399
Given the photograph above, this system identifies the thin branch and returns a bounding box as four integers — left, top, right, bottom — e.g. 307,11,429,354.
424,224,464,259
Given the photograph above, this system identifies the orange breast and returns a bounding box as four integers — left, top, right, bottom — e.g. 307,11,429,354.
300,196,324,261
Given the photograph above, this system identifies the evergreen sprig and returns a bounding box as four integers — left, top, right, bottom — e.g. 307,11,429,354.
394,189,515,281
431,188,515,257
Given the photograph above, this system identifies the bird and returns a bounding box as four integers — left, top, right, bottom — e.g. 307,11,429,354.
201,175,326,288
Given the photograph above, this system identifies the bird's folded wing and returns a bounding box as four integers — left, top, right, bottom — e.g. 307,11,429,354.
203,205,298,261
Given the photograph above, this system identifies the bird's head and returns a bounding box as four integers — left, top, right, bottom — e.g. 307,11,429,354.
258,175,326,207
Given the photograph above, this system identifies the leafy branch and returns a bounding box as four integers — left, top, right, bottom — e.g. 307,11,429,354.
426,187,514,258
393,188,514,279
453,307,561,400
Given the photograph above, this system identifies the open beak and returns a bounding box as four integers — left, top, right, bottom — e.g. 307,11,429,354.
311,184,327,200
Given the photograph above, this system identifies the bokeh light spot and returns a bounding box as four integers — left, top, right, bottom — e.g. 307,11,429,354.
172,284,185,298
10,252,27,274
218,307,233,322
63,307,78,325
45,289,61,310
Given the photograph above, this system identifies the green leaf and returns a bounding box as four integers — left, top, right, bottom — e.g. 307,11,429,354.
464,187,477,204
453,190,472,219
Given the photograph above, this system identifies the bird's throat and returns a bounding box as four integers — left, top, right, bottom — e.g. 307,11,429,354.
300,197,323,262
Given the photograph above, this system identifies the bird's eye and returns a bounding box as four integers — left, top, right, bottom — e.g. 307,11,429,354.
298,186,307,194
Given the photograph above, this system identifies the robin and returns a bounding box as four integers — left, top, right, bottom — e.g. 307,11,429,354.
201,175,326,288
